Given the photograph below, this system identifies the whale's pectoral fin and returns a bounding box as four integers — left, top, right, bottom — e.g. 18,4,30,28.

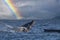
21,20,35,29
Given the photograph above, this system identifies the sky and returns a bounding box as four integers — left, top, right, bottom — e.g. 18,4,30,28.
0,0,60,19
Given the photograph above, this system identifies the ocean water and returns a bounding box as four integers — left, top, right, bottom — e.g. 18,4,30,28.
0,18,60,40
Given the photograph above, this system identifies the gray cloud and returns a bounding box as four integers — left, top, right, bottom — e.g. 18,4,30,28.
14,0,60,19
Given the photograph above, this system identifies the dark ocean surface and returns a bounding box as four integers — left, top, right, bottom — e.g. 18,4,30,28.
0,17,60,40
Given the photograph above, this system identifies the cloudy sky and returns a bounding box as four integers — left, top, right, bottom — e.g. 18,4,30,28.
0,0,60,19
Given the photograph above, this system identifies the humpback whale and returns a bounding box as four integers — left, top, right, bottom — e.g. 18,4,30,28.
44,29,60,33
0,20,35,32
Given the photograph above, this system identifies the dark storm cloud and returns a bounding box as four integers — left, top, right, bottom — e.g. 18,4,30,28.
14,0,60,19
0,0,60,19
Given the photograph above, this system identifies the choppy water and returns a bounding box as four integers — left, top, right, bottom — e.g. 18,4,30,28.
0,18,60,40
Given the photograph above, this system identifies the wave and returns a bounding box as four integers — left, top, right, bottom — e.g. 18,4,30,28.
0,22,15,33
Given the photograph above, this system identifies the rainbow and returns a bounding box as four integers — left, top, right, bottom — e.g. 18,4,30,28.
4,0,22,19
